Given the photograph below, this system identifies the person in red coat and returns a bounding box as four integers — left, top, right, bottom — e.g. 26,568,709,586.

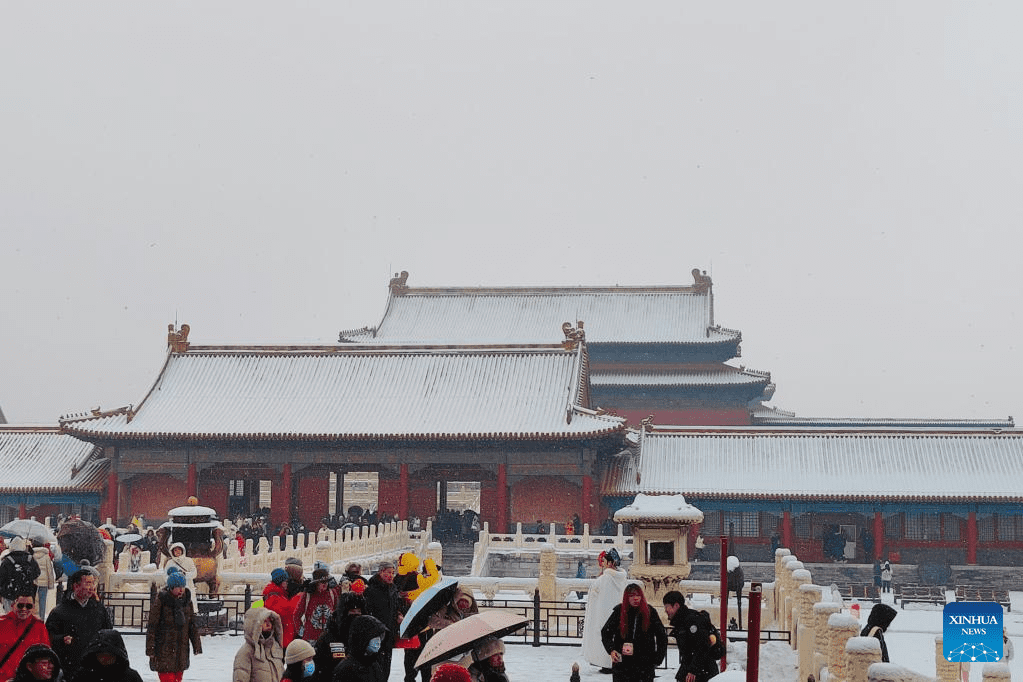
0,593,50,682
263,568,300,647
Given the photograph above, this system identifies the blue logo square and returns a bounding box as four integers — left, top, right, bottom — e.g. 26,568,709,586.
944,601,1004,662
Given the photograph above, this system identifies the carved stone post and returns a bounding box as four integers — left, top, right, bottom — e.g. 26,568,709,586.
981,664,1011,681
845,636,882,682
797,583,823,682
538,545,558,602
827,612,861,682
813,602,843,680
934,635,961,682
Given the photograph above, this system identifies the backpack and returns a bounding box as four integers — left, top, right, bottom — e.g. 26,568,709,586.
698,611,726,660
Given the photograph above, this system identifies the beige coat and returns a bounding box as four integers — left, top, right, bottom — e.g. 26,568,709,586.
32,546,56,589
233,607,285,682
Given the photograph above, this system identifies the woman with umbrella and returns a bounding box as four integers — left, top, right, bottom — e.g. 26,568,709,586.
599,584,667,682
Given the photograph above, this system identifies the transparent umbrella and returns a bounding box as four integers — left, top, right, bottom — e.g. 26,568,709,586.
0,518,57,546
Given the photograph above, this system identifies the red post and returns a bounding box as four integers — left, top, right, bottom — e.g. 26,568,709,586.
967,511,978,565
746,582,762,682
104,469,119,523
719,536,728,672
582,475,594,530
781,510,792,550
186,463,197,498
399,464,409,521
873,511,884,561
497,464,508,534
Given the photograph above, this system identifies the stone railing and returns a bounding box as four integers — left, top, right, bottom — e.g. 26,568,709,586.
770,548,1008,682
471,522,633,574
106,520,433,594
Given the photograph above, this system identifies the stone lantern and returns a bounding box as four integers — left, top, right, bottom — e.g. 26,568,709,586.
613,494,703,603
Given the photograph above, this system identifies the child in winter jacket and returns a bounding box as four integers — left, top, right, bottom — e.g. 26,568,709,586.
232,607,284,682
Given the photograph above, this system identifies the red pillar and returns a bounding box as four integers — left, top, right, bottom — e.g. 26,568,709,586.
18,502,26,519
781,510,792,550
272,464,292,530
967,511,978,565
582,475,594,530
873,511,884,560
497,464,508,534
399,464,410,521
186,463,197,498
104,469,119,523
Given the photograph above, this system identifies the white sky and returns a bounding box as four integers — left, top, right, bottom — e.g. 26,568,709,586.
2,2,1021,424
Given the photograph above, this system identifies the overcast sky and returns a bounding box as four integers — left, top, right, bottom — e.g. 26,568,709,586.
2,2,1021,425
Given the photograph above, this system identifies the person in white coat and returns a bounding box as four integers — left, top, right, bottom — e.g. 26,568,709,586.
31,542,56,620
163,543,199,609
582,548,629,673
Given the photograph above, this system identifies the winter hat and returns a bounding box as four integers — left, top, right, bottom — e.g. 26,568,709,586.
377,560,395,572
9,537,26,553
167,573,187,589
430,663,472,682
270,568,288,585
285,557,303,567
166,565,182,576
284,638,315,664
285,564,304,581
314,560,330,573
472,637,504,662
312,568,329,582
605,548,621,567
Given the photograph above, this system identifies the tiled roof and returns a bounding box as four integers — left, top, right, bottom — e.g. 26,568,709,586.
590,365,770,388
344,276,739,347
602,427,1023,502
61,344,626,442
751,414,1015,429
0,426,106,493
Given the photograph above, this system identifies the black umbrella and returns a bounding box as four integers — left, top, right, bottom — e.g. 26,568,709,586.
399,577,460,639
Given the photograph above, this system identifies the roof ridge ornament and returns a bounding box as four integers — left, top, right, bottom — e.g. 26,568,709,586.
691,268,712,293
389,270,410,295
167,323,191,353
561,320,585,350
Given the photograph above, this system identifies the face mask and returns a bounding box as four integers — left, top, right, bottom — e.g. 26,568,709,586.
366,636,382,654
303,662,315,678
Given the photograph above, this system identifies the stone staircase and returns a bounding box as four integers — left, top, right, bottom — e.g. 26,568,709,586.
440,541,476,577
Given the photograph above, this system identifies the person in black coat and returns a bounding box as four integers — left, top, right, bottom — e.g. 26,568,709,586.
860,603,897,662
0,537,41,609
662,591,718,682
70,629,143,682
45,570,112,681
312,592,366,682
12,644,63,682
363,563,401,681
332,615,389,682
600,584,667,682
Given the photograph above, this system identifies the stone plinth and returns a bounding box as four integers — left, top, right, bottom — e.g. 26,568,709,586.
845,636,882,682
981,663,1011,681
827,612,861,682
934,636,961,682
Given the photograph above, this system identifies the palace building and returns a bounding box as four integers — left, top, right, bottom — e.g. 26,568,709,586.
3,269,1019,567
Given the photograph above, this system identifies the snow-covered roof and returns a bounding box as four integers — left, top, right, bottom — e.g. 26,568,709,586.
0,426,106,493
602,426,1023,501
751,414,1015,428
167,505,218,517
60,344,626,442
342,271,740,347
613,493,704,523
590,365,770,388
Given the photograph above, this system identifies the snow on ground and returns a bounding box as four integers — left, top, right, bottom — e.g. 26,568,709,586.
119,591,1023,682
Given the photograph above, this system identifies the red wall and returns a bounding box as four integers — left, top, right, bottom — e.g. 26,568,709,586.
127,474,187,523
510,476,581,529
